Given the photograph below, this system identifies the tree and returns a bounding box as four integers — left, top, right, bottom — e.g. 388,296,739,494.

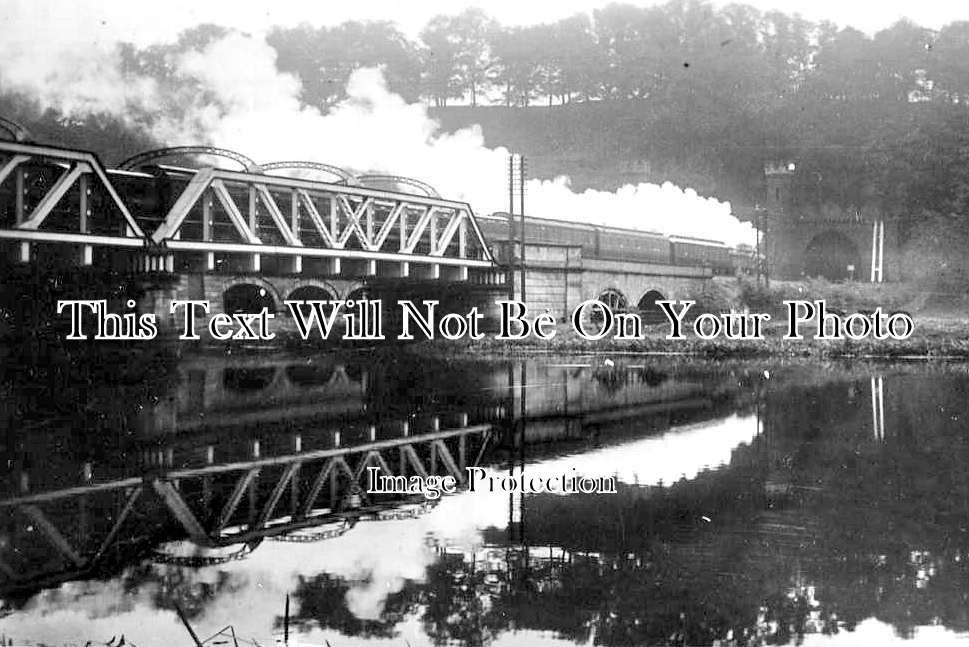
593,3,678,100
760,9,814,99
419,17,464,107
490,26,544,107
268,21,422,109
927,22,969,102
420,8,497,106
803,26,880,102
545,14,602,104
871,20,934,102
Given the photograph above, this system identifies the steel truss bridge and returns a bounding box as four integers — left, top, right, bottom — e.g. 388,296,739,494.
0,127,498,282
0,419,492,596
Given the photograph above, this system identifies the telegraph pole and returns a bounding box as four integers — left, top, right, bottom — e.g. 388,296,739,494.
761,206,770,288
753,205,770,287
508,154,527,303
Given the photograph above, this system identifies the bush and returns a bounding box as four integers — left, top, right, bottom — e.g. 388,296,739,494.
737,279,786,314
690,280,735,315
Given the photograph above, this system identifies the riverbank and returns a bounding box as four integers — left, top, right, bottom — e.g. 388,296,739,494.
420,314,969,360
418,278,969,360
7,313,967,360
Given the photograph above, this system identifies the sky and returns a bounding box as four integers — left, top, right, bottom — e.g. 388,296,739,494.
6,0,968,46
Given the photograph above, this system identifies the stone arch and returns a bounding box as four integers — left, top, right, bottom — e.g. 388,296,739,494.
346,284,372,304
286,282,338,303
284,362,337,388
223,282,278,314
803,230,861,281
222,366,279,393
597,288,628,310
637,289,667,323
591,288,628,323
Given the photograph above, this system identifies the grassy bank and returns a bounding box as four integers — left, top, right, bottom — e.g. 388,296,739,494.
427,275,969,360
424,315,969,360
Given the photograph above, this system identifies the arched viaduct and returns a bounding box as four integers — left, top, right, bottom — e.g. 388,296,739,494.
509,244,712,323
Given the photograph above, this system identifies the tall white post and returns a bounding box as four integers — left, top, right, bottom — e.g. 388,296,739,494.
870,219,885,283
878,220,885,283
870,375,885,441
870,220,878,282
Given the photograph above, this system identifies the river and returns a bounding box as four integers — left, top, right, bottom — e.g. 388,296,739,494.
2,346,969,646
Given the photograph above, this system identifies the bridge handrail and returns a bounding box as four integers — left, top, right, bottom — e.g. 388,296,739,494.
260,160,357,185
151,540,260,567
357,174,441,198
269,520,352,543
204,166,471,211
119,146,260,172
0,116,31,142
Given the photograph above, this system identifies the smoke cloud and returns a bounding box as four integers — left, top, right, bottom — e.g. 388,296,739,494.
0,13,757,246
0,4,160,117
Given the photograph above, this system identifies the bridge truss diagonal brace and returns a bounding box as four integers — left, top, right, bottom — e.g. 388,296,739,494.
152,168,214,244
296,189,338,248
0,154,29,187
402,206,436,253
254,463,301,530
16,162,89,231
0,142,145,238
0,142,144,238
430,440,466,485
151,170,263,245
254,184,301,247
302,457,354,518
353,451,393,482
152,480,210,544
433,209,468,257
400,446,429,478
372,203,404,251
210,180,262,245
336,195,373,249
20,504,85,567
92,486,144,563
85,155,147,238
216,468,261,533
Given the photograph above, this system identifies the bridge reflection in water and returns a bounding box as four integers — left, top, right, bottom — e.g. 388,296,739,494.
0,353,745,596
4,355,952,647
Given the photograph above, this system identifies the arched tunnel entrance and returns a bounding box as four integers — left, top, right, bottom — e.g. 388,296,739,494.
803,231,861,281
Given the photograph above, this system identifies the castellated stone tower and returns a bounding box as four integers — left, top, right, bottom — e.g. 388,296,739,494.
761,161,897,282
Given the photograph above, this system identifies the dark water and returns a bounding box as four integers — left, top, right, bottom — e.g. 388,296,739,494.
2,346,969,647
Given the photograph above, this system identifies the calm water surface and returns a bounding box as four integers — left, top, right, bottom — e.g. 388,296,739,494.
2,346,969,647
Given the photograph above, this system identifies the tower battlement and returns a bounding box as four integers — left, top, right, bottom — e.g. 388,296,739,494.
764,161,796,176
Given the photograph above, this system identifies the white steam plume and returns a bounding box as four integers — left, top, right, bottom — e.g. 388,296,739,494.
0,19,757,246
0,3,160,117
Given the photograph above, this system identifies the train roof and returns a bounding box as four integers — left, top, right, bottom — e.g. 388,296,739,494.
667,235,728,247
485,212,731,247
485,211,667,239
